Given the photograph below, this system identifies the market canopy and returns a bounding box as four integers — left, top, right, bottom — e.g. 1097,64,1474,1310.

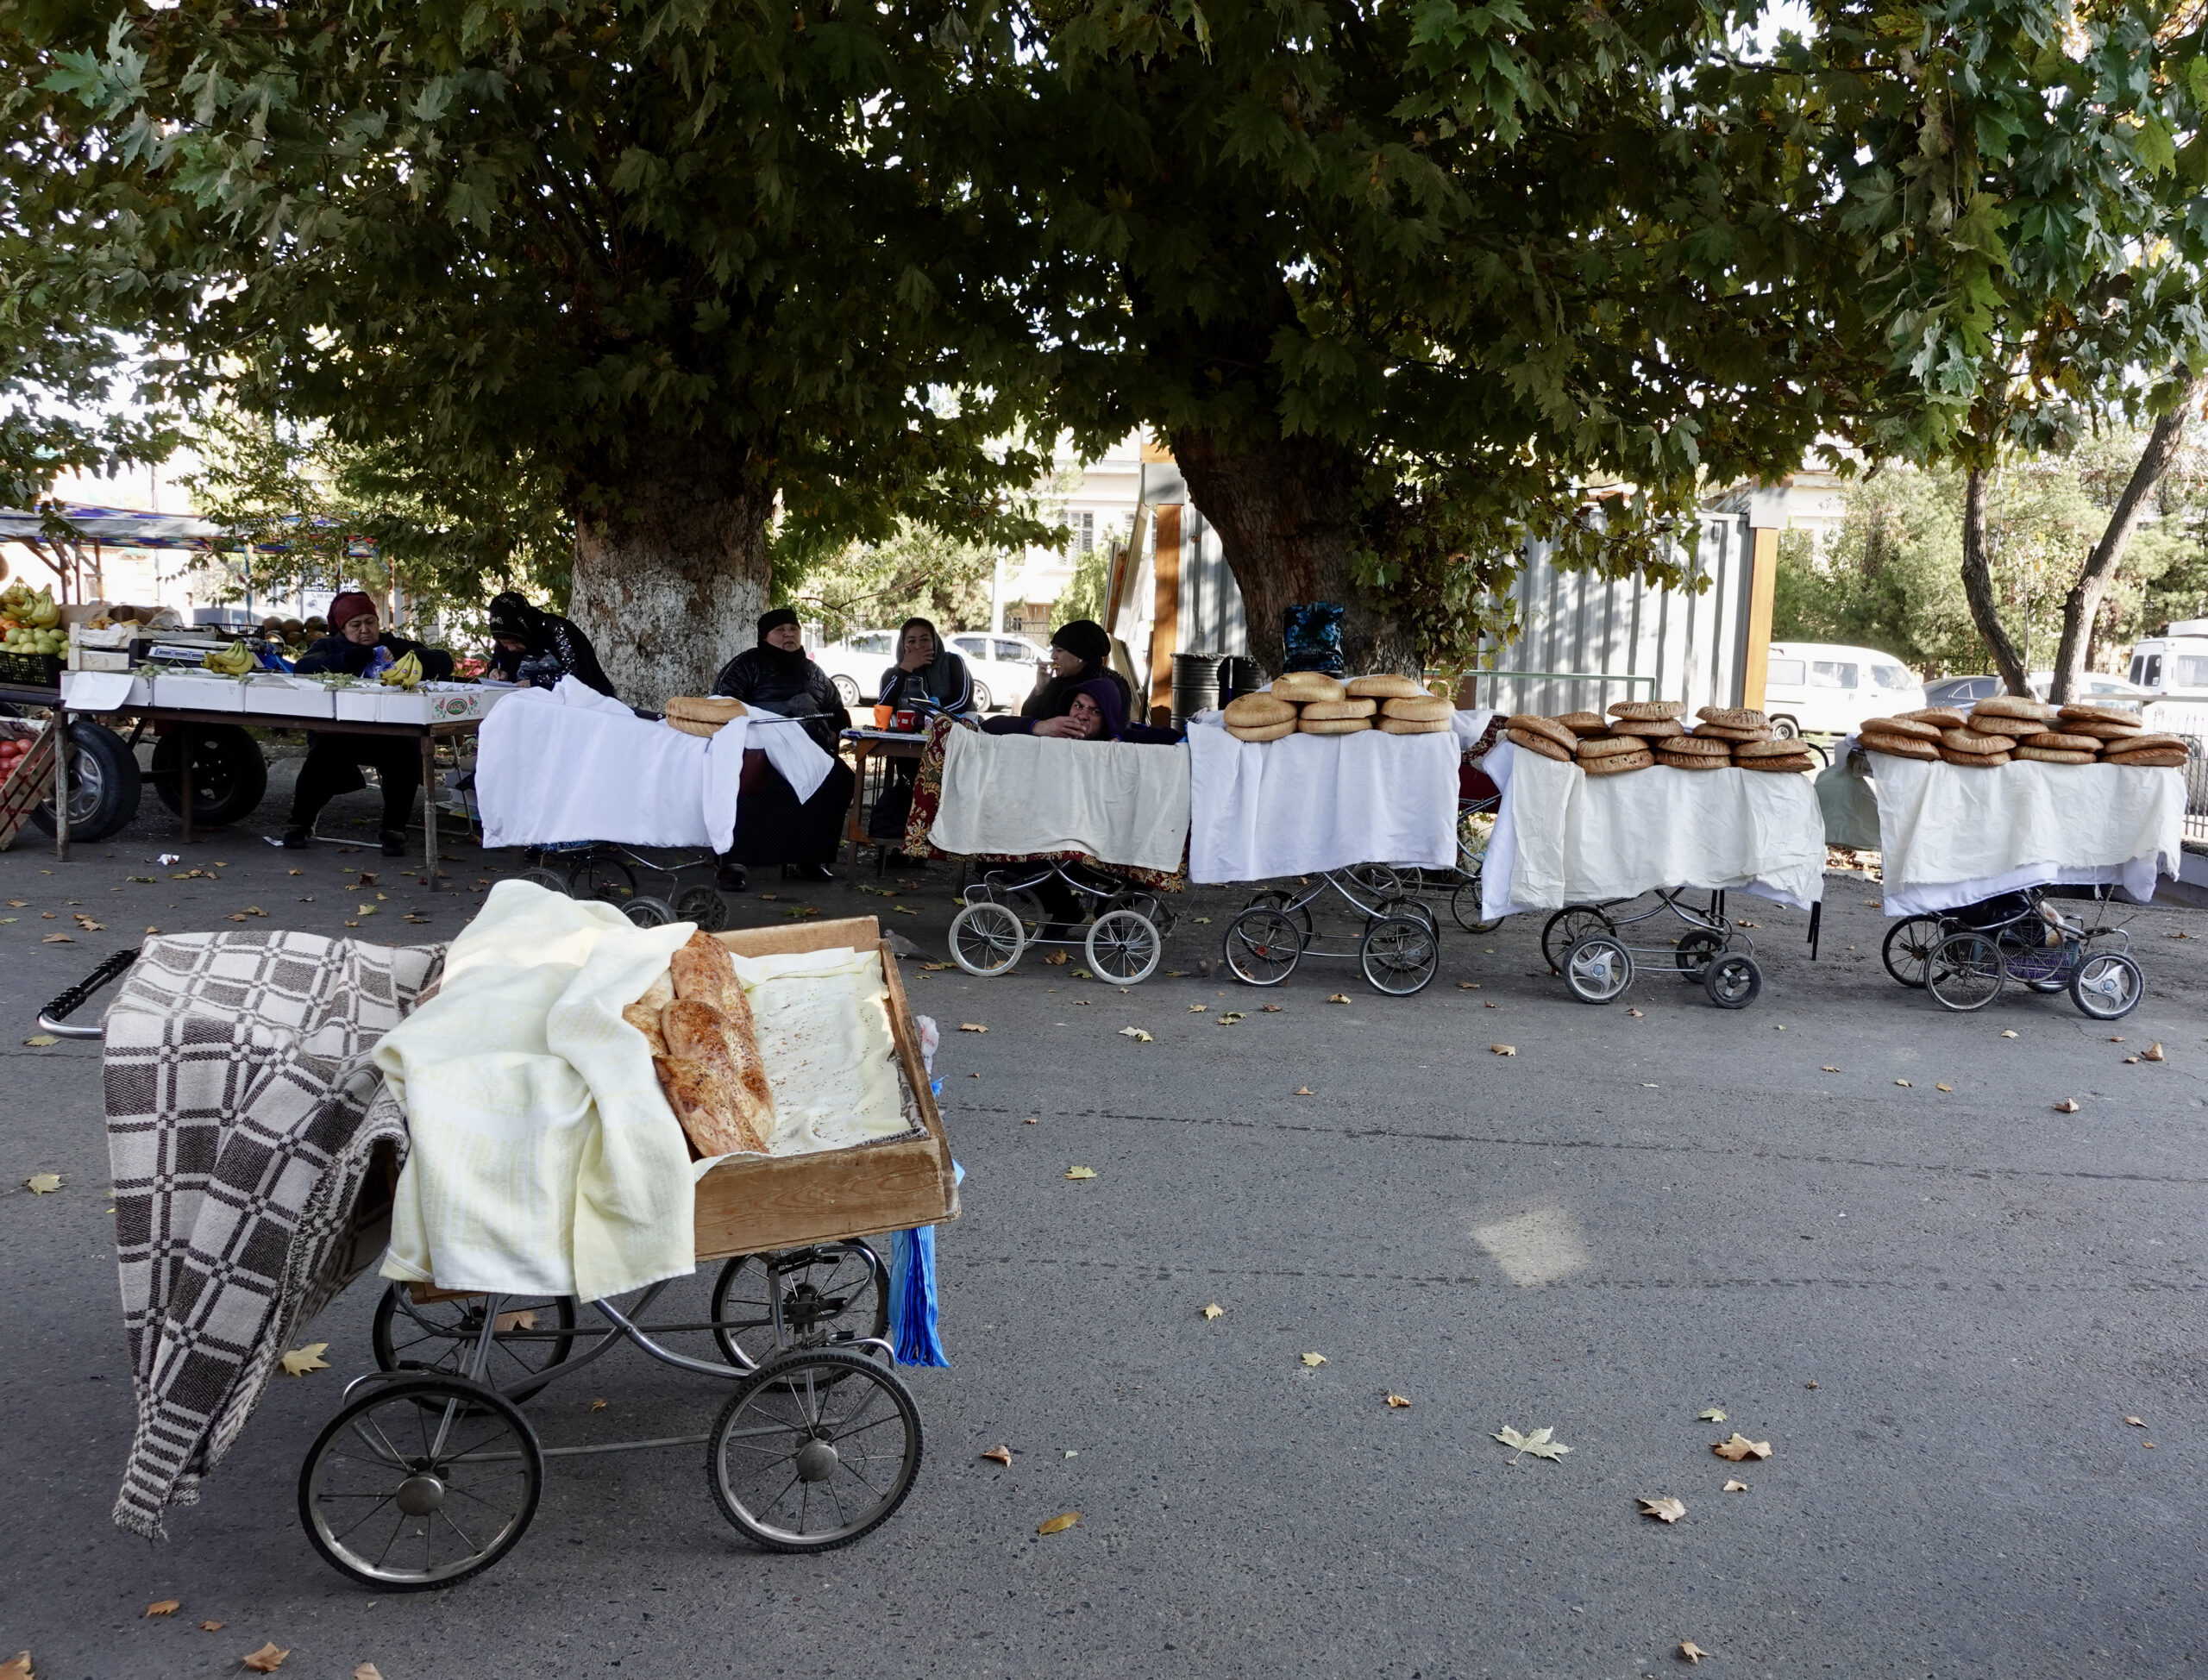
0,504,374,555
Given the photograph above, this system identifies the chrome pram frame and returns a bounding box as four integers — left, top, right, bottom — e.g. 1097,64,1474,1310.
947,858,1179,984
513,841,734,929
1220,862,1443,996
1537,888,1767,1009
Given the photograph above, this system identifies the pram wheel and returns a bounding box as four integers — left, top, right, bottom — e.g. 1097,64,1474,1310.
710,1244,889,1375
1881,915,1942,988
1451,878,1501,934
622,894,678,928
1674,930,1724,981
2069,951,2142,1020
706,1347,923,1552
949,901,1026,976
1563,934,1634,1004
370,1286,577,1403
571,854,637,903
1225,906,1302,985
1246,889,1314,937
1703,952,1761,1009
1541,906,1615,973
1087,909,1164,985
1361,914,1439,995
676,885,731,931
299,1375,543,1590
1926,931,2004,1012
514,867,570,896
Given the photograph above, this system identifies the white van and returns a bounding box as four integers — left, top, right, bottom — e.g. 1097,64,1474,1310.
2125,622,2208,699
1762,642,1926,737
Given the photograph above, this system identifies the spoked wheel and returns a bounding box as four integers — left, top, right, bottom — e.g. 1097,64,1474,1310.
1672,929,1725,981
1224,906,1302,986
1245,888,1314,937
299,1376,543,1590
1703,952,1762,1010
1563,934,1634,1004
623,894,678,928
1881,915,1943,988
676,885,731,931
1396,898,1441,937
1086,909,1164,985
1452,878,1502,935
2069,951,2143,1020
1360,914,1440,995
711,1244,889,1375
708,1348,923,1552
370,1287,578,1403
514,867,570,896
1927,931,2004,1012
949,901,1026,976
570,854,637,903
1541,906,1615,974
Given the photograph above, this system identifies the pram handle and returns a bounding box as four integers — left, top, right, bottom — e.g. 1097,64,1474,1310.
37,945,141,1039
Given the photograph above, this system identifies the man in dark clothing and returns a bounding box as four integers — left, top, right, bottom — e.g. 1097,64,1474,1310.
285,591,456,856
708,607,856,887
483,591,617,696
1020,619,1134,723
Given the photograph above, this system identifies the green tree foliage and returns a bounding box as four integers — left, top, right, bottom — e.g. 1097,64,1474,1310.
773,517,1003,644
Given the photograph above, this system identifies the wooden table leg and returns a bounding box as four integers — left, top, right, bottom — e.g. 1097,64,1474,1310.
179,724,193,844
844,741,875,859
421,731,438,889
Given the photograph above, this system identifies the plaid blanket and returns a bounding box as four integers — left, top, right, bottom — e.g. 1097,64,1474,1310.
103,931,442,1539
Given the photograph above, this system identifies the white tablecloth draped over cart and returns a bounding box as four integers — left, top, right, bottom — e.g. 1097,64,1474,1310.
1186,716,1458,883
1480,739,1828,921
1861,749,2185,916
928,724,1191,873
475,680,832,852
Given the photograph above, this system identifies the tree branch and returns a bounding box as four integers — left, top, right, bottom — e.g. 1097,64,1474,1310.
1959,465,2032,697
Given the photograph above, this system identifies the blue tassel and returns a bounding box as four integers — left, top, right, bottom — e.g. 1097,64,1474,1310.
888,1159,962,1367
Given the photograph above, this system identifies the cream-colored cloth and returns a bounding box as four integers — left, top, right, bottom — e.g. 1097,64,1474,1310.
377,881,699,1301
929,725,1190,872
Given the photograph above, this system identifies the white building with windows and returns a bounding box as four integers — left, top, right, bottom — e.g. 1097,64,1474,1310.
994,434,1144,636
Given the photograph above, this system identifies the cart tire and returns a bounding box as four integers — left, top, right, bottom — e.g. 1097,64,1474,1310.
1541,906,1615,974
1673,929,1725,981
1451,878,1502,934
831,674,862,707
710,1244,889,1374
369,1285,577,1404
1703,952,1762,1009
24,720,141,843
513,867,570,896
1563,934,1634,1004
1926,931,2004,1012
676,885,731,931
2069,951,2143,1020
1224,906,1302,986
1361,914,1440,996
149,724,267,827
299,1375,542,1590
949,901,1026,975
1245,888,1314,937
570,853,637,903
1087,909,1164,985
622,894,678,927
1880,915,1943,988
707,1347,923,1552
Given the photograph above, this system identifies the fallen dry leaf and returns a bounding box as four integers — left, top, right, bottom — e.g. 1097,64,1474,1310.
1217,1012,1245,1025
354,1666,384,1680
2054,1098,2081,1113
242,1644,288,1673
1639,1496,1686,1523
589,1398,608,1412
1386,1393,1412,1408
2144,1042,2166,1062
1262,1003,1283,1012
1189,1003,1208,1012
24,1174,60,1194
1039,951,1069,966
1805,1380,1817,1389
1301,1351,1327,1367
1712,1432,1772,1462
981,1446,1013,1466
1457,981,1479,990
892,905,917,915
40,933,72,943
1722,1480,1748,1493
1292,1086,1313,1095
1894,1078,1911,1088
1118,1027,1152,1042
1492,1425,1571,1464
1697,1407,1727,1422
1822,1064,1839,1072
1484,1000,1498,1008
492,1309,537,1334
200,1621,224,1632
958,1022,988,1033
2000,1029,2018,1038
279,1343,329,1377
1071,968,1093,980
1063,1166,1097,1180
1037,1511,1081,1536
0,1656,28,1680
1201,1303,1224,1320
1680,1639,1710,1664
1490,1044,1516,1056
1327,992,1351,1004
1626,1007,1643,1017
2109,1035,2125,1043
1935,1083,1953,1093
143,1600,179,1618
2126,1416,2147,1427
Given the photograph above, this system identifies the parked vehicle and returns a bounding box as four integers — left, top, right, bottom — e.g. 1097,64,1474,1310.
1923,673,2152,710
1762,643,1925,737
813,629,1044,712
2125,622,2208,699
811,631,899,709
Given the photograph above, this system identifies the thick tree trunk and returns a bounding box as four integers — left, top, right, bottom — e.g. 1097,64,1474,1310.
567,442,772,705
2048,377,2202,704
1169,428,1418,676
1959,466,2033,698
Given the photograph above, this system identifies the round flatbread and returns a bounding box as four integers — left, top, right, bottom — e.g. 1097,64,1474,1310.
2017,730,2099,753
1739,755,1815,774
1581,749,1653,776
1940,727,2012,755
1273,671,1346,704
2013,745,2097,764
1226,718,1297,743
1609,699,1687,721
2065,718,2144,740
2057,703,2141,726
1900,707,1968,729
1507,726,1573,762
1974,695,2059,722
1506,713,1578,750
1376,715,1452,735
1345,674,1427,700
1554,711,1609,737
1664,734,1732,757
2098,731,2184,755
1299,715,1372,736
1734,737,1810,760
1693,722,1775,742
1860,715,1940,741
1697,705,1769,728
1381,694,1451,722
1861,733,1939,761
1655,751,1728,771
2103,747,2188,768
1575,734,1648,759
1299,697,1377,721
1223,692,1296,727
1939,747,2010,768
1607,717,1686,739
1966,713,2045,737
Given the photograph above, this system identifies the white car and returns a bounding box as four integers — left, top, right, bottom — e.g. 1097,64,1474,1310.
1762,642,1926,737
812,630,898,709
812,629,1047,712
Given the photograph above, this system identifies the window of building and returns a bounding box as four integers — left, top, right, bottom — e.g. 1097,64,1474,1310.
1070,511,1094,555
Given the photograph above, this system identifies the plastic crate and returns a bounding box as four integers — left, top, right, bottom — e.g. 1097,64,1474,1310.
0,649,64,687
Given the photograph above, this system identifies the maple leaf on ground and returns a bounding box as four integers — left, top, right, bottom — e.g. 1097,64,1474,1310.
24,1174,60,1194
279,1343,329,1376
1639,1496,1686,1523
1038,1512,1081,1535
1118,1027,1152,1042
1063,1166,1097,1180
0,1655,28,1680
1712,1432,1772,1462
242,1644,289,1673
1697,1407,1726,1421
1722,1480,1748,1493
1493,1425,1571,1464
1301,1352,1327,1367
1201,1303,1224,1320
1385,1394,1412,1408
981,1446,1013,1466
1680,1639,1710,1664
1490,1044,1516,1056
143,1600,179,1617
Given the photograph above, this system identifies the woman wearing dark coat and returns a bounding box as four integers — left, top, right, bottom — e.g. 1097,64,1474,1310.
876,617,974,715
1020,619,1133,724
483,591,617,697
285,590,457,856
708,607,856,886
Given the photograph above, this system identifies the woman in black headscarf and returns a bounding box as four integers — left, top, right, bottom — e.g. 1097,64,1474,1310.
483,591,617,697
1020,618,1133,722
876,617,974,715
709,607,856,885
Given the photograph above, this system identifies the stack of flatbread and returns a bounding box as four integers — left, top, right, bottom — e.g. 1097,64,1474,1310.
664,695,747,739
1506,700,1812,777
1860,698,2186,769
1221,672,1451,741
624,930,775,1157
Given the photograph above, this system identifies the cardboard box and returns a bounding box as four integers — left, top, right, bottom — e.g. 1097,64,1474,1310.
333,684,385,722
60,669,151,709
242,675,337,720
68,620,136,651
151,672,248,712
66,647,132,672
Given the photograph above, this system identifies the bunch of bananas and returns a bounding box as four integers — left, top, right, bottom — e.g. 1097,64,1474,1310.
202,640,257,675
0,581,64,656
381,649,423,689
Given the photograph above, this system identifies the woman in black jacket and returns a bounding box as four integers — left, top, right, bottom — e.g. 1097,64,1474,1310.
708,607,856,886
483,591,617,697
1021,618,1133,723
285,591,456,855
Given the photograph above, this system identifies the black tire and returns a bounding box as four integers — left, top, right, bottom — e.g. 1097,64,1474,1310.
1927,931,2004,1012
1245,888,1314,937
1771,717,1801,740
514,867,570,895
148,724,267,827
1360,913,1440,995
710,1244,889,1373
24,720,141,843
623,894,678,927
1703,952,1762,1009
1673,929,1725,981
1451,878,1502,934
1540,906,1615,974
1881,915,1943,988
676,885,731,931
569,853,637,902
970,680,992,712
1224,906,1302,985
300,1375,542,1590
706,1348,923,1552
369,1285,578,1403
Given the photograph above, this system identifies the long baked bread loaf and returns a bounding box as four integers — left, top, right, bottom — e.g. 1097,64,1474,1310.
650,931,775,1157
622,972,676,1057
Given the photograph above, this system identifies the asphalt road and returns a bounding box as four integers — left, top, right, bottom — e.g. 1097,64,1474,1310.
3,768,2206,1679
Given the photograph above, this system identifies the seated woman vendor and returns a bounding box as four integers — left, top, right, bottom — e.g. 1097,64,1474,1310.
877,617,973,716
482,591,617,697
708,607,856,889
1020,619,1132,724
984,675,1181,744
285,592,455,855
